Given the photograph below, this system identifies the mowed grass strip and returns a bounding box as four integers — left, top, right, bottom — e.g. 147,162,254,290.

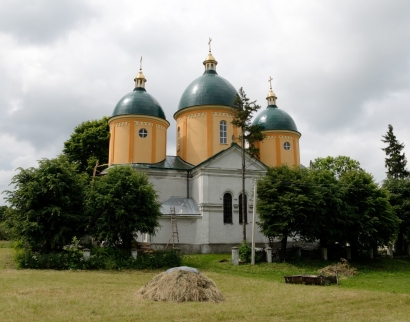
1,248,410,321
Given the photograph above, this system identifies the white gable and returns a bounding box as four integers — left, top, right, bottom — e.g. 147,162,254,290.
197,145,267,172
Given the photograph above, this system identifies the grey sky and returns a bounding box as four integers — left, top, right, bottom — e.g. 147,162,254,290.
1,0,410,204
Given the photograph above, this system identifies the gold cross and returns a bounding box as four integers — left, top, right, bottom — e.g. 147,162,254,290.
140,56,142,70
208,37,212,52
268,76,273,89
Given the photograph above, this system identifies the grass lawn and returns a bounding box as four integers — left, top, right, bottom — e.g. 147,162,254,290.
1,245,410,321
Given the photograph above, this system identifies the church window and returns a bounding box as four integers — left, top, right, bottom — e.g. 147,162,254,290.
283,142,291,150
177,127,181,151
139,128,148,138
239,193,248,224
223,193,233,224
220,121,227,144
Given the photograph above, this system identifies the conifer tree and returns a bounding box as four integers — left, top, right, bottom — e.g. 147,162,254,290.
231,88,264,242
381,124,409,179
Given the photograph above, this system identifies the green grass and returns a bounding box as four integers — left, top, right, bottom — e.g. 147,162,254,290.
1,247,410,321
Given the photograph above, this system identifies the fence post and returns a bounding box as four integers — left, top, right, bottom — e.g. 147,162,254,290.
266,247,272,263
83,248,91,261
232,246,239,265
131,249,138,259
321,247,328,260
346,247,351,260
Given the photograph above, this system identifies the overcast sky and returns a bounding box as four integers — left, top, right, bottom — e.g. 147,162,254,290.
1,0,410,205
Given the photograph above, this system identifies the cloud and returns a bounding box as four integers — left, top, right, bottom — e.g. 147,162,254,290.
0,0,96,45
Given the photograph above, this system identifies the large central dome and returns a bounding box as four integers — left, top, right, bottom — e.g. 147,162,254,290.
177,70,237,111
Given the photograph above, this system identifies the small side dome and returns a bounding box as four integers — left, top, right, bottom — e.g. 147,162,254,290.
112,88,166,120
253,105,299,132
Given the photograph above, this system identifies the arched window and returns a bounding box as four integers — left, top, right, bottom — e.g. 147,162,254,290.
223,193,232,224
239,193,247,224
220,120,227,144
177,127,181,151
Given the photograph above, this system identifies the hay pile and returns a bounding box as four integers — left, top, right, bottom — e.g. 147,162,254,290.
137,269,225,303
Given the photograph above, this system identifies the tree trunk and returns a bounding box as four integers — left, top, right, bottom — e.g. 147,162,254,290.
242,133,246,242
280,234,288,262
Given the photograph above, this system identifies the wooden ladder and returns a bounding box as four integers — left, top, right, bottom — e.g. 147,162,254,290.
165,207,179,250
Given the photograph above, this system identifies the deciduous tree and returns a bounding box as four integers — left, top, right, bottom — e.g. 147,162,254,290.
4,156,87,252
63,117,110,175
86,166,162,252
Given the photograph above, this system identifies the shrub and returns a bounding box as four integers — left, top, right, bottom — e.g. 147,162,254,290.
239,241,251,263
14,245,181,270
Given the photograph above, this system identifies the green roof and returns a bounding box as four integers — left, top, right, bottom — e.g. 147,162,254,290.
252,105,299,133
112,87,166,120
177,70,238,111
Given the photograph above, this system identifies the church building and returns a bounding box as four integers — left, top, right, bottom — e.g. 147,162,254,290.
107,43,301,253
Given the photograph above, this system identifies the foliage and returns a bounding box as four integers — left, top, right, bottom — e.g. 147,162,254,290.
383,178,410,252
0,206,11,240
14,246,181,270
381,124,409,179
309,169,345,247
257,165,320,260
231,87,265,159
312,155,362,178
3,156,88,253
339,170,399,253
238,241,251,263
318,258,357,277
231,87,264,242
86,165,162,252
63,116,110,176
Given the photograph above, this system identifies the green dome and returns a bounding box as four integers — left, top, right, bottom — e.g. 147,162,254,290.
252,105,299,133
112,88,166,120
177,70,237,111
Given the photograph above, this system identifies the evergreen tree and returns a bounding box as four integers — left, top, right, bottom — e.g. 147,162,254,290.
381,124,409,179
231,88,264,242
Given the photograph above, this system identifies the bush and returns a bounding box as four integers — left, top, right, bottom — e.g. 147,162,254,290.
14,246,181,270
239,241,251,263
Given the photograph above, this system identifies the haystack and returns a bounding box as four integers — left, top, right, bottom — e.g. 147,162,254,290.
137,268,225,303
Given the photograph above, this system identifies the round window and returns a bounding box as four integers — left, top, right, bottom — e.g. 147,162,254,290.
139,128,148,138
283,142,291,150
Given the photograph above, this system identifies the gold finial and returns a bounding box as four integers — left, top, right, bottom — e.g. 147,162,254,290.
140,56,142,70
208,37,212,52
268,76,273,89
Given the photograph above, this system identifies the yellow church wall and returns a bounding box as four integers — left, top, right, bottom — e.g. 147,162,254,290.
259,135,277,167
112,121,129,164
108,115,169,165
258,130,301,167
155,124,167,162
186,113,207,165
133,120,153,163
174,105,239,165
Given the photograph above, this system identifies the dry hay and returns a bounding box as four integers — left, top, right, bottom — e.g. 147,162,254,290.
137,269,225,303
318,258,358,277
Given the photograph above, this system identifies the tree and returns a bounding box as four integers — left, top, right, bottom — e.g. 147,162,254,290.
383,178,410,253
381,124,409,179
86,165,162,252
311,156,362,178
231,88,264,242
63,117,110,176
339,170,399,257
309,169,346,253
3,156,88,253
257,165,319,261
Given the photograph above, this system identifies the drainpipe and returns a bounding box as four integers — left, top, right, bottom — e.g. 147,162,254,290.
186,170,190,199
